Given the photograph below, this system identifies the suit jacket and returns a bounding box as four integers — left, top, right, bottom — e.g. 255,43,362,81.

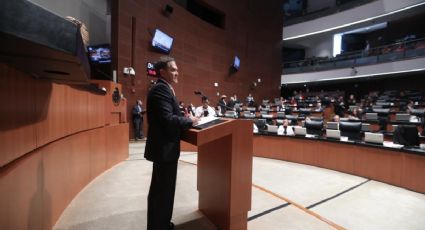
144,78,193,162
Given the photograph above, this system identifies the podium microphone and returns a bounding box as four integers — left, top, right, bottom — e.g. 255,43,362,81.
194,91,202,95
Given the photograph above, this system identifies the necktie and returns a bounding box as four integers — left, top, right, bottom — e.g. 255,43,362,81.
284,126,287,135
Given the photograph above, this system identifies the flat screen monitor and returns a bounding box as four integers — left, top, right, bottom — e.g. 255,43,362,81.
152,29,174,53
233,56,240,70
146,62,157,77
87,44,111,64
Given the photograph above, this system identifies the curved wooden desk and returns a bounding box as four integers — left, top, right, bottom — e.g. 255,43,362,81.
253,134,425,194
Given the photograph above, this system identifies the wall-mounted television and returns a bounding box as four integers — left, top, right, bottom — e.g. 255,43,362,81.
152,29,174,53
233,56,240,70
87,44,111,64
146,62,157,77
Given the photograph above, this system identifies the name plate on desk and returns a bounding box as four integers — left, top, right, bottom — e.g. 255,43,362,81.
193,117,226,129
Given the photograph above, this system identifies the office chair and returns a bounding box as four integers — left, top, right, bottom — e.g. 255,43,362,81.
339,121,362,141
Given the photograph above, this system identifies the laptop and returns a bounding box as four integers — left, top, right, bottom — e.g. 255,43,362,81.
266,125,278,133
364,132,384,145
395,113,410,122
326,129,341,139
366,113,378,120
294,126,307,136
361,123,371,132
327,122,339,130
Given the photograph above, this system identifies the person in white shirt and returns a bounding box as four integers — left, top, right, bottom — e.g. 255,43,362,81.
195,96,216,118
278,119,295,136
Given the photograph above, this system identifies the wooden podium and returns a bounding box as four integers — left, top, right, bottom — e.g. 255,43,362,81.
182,119,253,230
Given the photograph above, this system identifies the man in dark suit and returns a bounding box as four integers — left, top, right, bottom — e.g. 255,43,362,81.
144,56,198,230
132,99,144,140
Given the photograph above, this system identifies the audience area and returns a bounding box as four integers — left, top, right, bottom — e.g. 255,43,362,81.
180,89,425,149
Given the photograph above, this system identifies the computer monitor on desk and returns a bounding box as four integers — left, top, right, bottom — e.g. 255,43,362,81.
266,124,278,133
395,113,411,122
294,126,307,136
326,129,341,139
364,132,384,145
327,122,339,130
339,121,362,141
366,113,378,121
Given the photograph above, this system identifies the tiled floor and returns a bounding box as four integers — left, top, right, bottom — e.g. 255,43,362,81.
54,142,425,230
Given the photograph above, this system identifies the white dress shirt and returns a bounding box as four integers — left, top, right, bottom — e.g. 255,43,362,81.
195,106,216,118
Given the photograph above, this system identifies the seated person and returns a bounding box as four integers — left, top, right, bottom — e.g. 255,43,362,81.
246,93,255,107
195,96,216,118
217,95,228,115
347,94,357,106
332,114,340,122
278,119,295,136
348,108,362,120
187,103,196,116
227,96,236,109
407,100,415,113
314,102,323,112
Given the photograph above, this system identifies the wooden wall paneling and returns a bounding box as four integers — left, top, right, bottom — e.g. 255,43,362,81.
64,85,89,135
401,153,425,193
87,92,106,129
89,128,107,179
106,123,129,169
0,64,37,166
42,138,73,229
68,132,92,199
35,81,66,147
0,152,43,230
353,147,402,186
300,139,319,166
316,142,356,175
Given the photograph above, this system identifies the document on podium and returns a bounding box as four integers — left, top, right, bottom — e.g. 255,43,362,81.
193,116,226,129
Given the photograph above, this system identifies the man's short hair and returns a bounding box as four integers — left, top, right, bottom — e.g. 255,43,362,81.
155,56,175,76
201,96,209,102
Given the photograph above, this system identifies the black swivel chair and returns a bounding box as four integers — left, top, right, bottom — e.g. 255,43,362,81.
284,107,293,115
298,108,311,118
305,120,324,136
393,125,420,147
254,119,267,133
339,121,362,141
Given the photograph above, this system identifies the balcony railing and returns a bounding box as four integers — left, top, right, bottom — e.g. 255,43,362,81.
282,38,425,75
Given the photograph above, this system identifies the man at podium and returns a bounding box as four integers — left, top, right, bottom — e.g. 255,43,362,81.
144,56,198,230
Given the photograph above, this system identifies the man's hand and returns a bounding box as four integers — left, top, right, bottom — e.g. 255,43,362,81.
190,116,200,126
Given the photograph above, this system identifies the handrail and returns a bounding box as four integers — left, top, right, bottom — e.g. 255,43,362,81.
283,37,425,74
